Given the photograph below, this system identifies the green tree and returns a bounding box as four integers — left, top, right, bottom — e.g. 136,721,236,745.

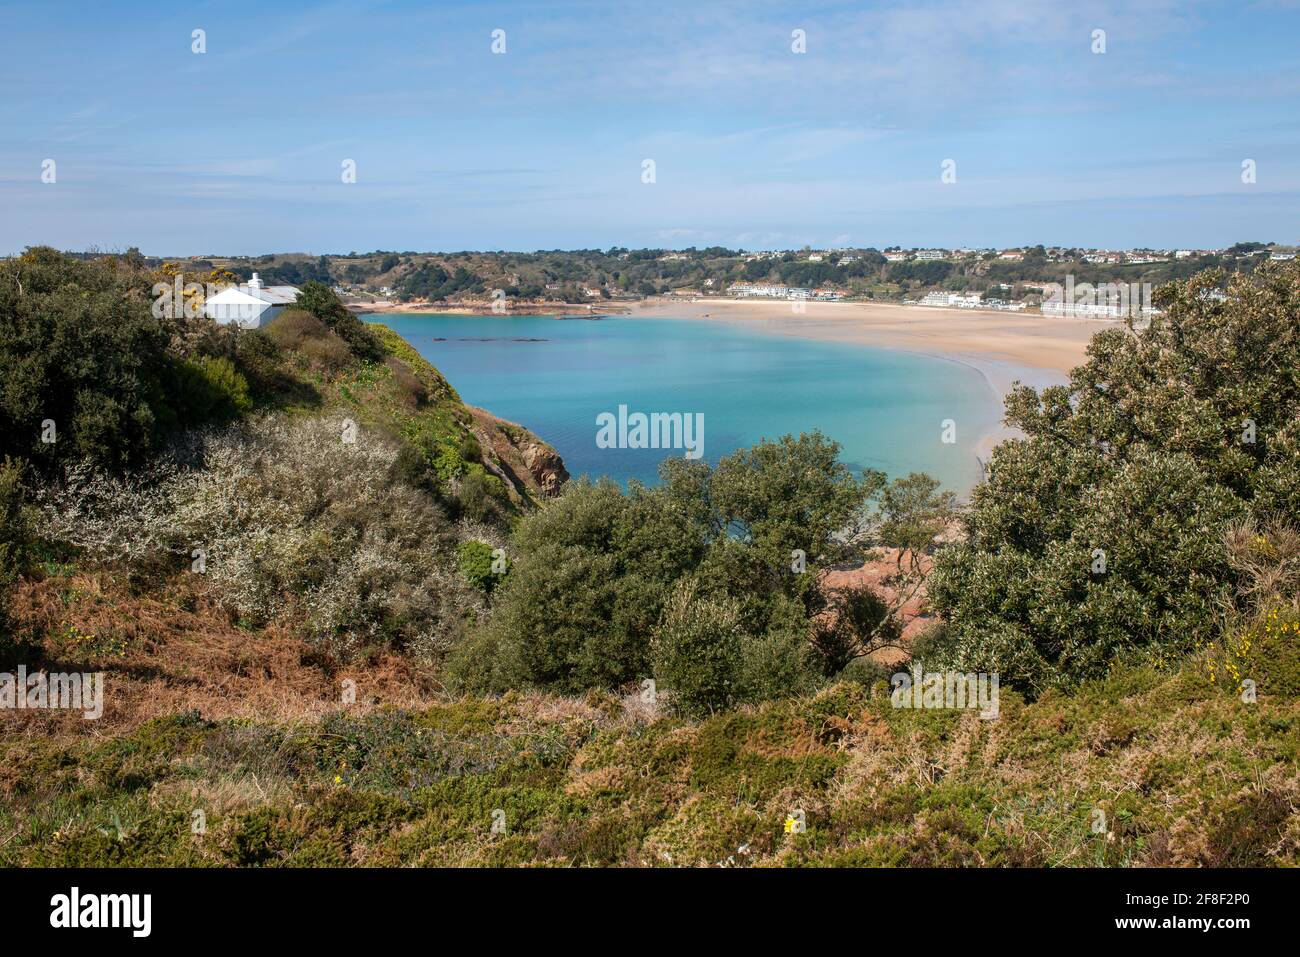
450,435,882,698
929,260,1300,693
0,247,175,474
711,431,878,569
458,540,502,593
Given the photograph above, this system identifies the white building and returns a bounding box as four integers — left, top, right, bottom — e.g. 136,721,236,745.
202,273,300,329
919,290,983,309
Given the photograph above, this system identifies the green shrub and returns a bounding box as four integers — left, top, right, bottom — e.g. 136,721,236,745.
234,328,282,393
931,260,1300,693
651,581,822,716
175,356,252,424
264,309,329,350
456,468,504,524
458,540,502,593
0,247,174,474
443,627,508,694
265,309,354,370
736,618,824,703
651,580,746,717
466,435,883,700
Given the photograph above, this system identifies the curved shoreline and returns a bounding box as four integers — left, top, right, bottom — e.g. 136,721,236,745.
629,297,1110,473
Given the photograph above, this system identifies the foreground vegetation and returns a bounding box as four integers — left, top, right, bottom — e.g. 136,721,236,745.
1,615,1296,866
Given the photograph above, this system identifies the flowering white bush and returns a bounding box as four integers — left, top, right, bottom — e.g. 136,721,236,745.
39,414,482,662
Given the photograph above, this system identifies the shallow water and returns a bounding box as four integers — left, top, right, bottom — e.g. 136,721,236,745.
366,313,1000,494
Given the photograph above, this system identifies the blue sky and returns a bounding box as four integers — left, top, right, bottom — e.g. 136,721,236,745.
2,0,1298,254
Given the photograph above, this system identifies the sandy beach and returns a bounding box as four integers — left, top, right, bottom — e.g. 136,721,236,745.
631,297,1119,455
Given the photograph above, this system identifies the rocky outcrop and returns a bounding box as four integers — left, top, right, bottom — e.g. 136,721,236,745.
469,406,569,505
521,440,568,496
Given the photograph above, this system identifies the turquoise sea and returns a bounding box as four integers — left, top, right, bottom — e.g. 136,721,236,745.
365,313,1001,494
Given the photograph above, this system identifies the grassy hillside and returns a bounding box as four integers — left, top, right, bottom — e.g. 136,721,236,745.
263,316,567,514
1,604,1295,866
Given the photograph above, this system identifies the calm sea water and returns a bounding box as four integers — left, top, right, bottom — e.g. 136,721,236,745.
365,313,999,494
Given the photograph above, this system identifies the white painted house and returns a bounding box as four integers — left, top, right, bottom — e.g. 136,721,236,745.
202,273,300,329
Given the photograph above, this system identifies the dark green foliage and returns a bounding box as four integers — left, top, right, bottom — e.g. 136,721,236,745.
174,356,252,424
455,469,504,524
0,247,174,474
930,260,1300,693
450,433,874,701
0,248,272,474
710,430,878,566
394,262,484,301
650,581,745,716
810,584,903,675
0,458,30,593
233,328,282,394
651,581,822,716
0,458,33,661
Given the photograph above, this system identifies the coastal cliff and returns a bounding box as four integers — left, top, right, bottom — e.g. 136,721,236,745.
358,324,568,510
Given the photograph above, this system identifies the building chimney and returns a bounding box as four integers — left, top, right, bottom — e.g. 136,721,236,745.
248,272,262,291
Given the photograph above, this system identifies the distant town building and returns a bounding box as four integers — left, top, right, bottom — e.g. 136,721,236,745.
913,290,1027,312
728,281,820,301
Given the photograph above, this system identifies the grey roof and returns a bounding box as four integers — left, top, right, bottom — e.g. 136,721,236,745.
252,285,300,305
